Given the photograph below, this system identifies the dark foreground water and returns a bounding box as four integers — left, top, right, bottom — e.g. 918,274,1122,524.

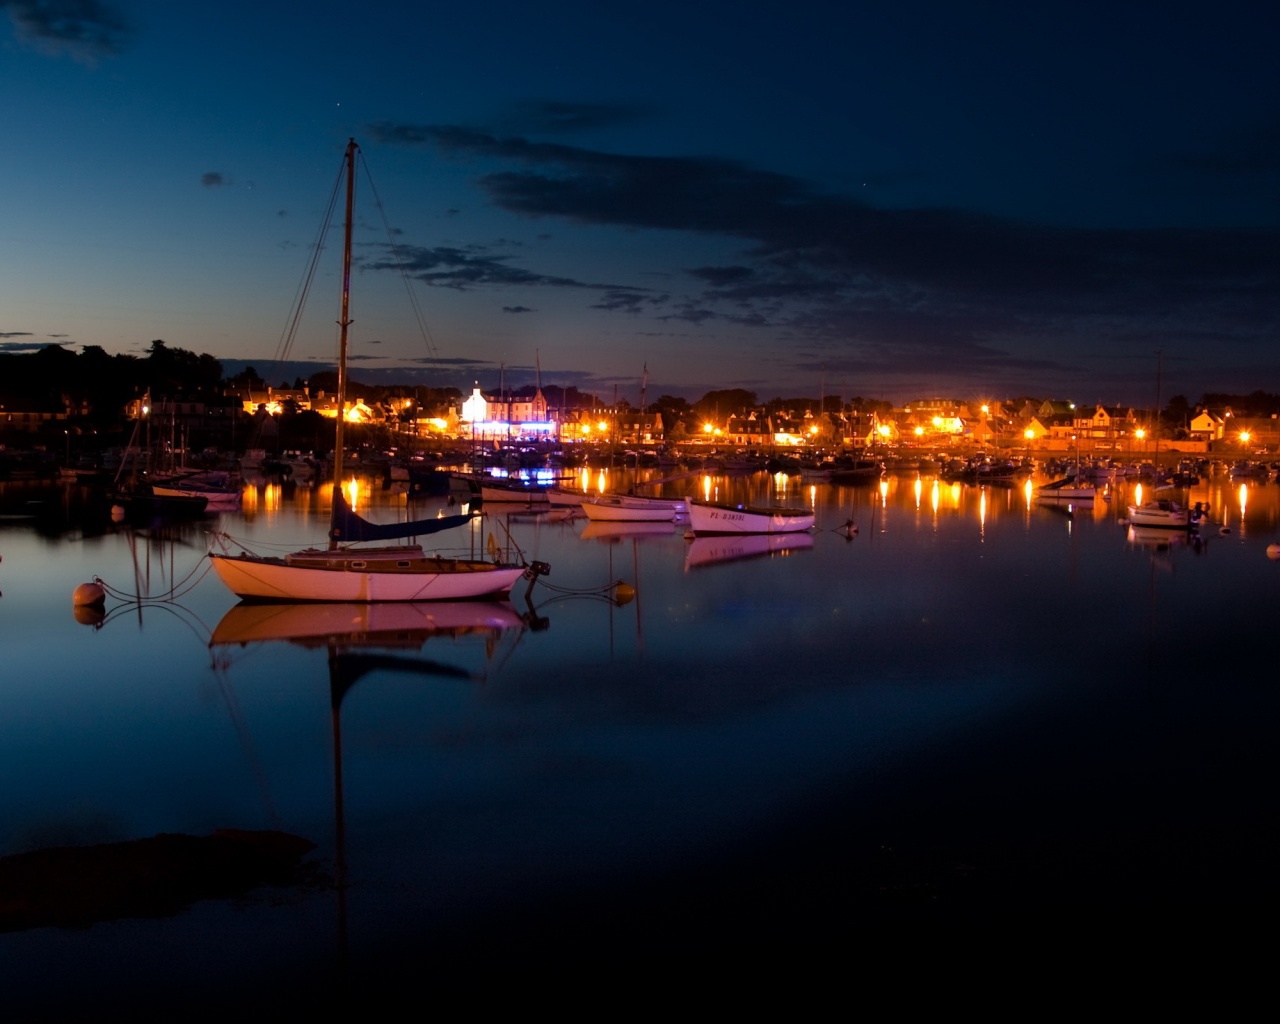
2,469,1277,1009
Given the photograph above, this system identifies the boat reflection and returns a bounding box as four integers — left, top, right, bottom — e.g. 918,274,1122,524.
1126,524,1205,554
210,600,528,649
684,531,814,570
209,597,538,977
580,520,678,541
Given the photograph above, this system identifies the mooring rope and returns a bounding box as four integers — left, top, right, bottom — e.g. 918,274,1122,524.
93,544,217,604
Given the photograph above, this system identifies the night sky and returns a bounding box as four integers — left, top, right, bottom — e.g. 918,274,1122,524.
3,0,1277,407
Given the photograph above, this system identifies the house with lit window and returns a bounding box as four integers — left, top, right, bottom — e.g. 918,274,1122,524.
1077,404,1136,444
723,411,772,446
457,385,555,441
1189,408,1226,443
238,386,313,416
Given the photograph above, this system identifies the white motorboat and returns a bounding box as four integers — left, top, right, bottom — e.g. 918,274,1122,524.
1125,498,1208,529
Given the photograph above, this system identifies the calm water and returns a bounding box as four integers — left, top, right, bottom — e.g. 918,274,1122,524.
2,468,1277,1007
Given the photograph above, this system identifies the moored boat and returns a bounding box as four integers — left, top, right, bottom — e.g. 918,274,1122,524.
476,478,550,505
580,493,683,522
1035,476,1097,503
151,471,242,510
208,140,539,603
685,497,814,535
1125,497,1209,529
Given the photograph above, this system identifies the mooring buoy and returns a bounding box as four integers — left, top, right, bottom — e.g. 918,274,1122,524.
73,581,106,607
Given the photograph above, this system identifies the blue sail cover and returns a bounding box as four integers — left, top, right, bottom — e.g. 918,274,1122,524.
329,488,473,543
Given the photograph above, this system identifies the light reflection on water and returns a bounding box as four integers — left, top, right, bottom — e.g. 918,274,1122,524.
1,468,1278,1004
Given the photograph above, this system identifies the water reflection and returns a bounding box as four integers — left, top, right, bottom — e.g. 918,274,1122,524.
3,467,1280,1008
684,532,814,570
209,599,534,984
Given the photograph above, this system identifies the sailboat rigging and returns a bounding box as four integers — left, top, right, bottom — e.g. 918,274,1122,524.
209,139,540,601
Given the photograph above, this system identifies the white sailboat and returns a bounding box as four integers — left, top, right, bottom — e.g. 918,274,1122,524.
209,140,536,602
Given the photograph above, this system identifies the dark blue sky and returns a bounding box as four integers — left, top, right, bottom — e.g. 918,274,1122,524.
2,0,1277,406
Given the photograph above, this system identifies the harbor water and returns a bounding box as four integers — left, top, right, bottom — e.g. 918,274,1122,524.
2,466,1277,1008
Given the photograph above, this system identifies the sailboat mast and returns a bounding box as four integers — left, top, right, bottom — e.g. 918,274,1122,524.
1153,348,1163,469
330,138,358,549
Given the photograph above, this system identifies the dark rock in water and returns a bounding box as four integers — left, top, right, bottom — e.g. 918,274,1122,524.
0,829,316,932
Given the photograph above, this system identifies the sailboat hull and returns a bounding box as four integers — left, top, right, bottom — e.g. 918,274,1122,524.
209,551,527,602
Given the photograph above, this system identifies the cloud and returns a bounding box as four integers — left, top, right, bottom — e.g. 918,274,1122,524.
201,172,227,187
360,242,613,292
369,120,1280,399
502,306,535,314
374,123,1279,303
1,0,131,62
591,290,667,314
0,338,69,354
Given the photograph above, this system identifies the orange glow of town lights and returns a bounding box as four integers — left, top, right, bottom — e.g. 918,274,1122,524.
344,478,361,510
1024,428,1034,441
1240,431,1251,445
914,426,925,437
1239,483,1248,516
913,476,923,509
931,479,940,515
879,478,889,507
